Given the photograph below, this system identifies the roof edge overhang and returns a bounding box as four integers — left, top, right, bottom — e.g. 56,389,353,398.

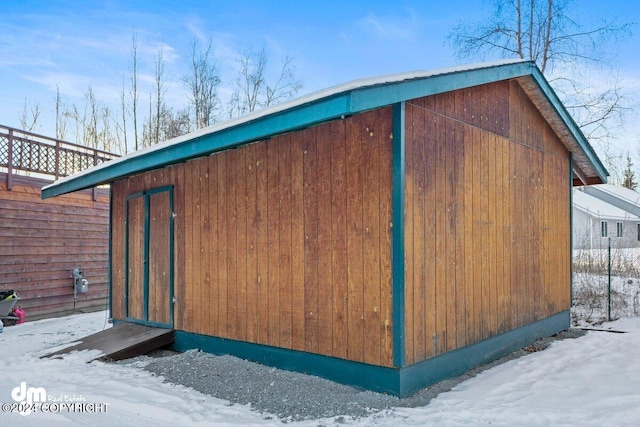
516,68,608,186
42,59,607,198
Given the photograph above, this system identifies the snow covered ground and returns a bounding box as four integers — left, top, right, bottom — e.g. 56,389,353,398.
2,311,640,426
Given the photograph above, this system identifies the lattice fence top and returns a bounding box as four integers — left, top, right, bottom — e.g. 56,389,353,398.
0,125,119,180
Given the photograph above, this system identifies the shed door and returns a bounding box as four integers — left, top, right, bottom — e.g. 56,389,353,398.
125,186,174,328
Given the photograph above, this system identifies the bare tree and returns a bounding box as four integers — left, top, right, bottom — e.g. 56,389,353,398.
154,45,166,145
142,44,169,148
161,108,191,139
119,77,129,154
183,39,220,129
228,47,302,118
55,85,68,140
129,31,140,151
65,87,122,154
448,0,632,144
20,98,42,132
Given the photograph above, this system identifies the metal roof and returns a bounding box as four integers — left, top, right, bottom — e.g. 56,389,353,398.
42,59,608,199
573,189,640,220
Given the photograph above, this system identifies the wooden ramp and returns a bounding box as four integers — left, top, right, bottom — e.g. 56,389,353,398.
42,322,175,362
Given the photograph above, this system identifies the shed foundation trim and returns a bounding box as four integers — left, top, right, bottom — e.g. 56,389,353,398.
171,310,569,398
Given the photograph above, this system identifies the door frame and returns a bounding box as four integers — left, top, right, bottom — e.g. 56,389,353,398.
124,185,175,328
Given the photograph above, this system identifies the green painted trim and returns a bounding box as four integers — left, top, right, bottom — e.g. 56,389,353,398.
350,61,534,112
529,67,608,182
124,187,174,329
398,310,570,396
391,102,406,368
41,94,351,198
172,331,401,395
170,310,570,397
125,318,174,329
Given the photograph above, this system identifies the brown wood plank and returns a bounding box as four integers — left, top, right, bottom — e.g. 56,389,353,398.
109,194,125,316
487,133,498,338
303,126,320,353
236,147,248,341
434,109,447,354
225,150,238,339
42,323,174,362
502,137,512,332
0,204,109,222
127,195,145,320
346,113,365,362
316,122,334,357
445,108,458,352
362,109,382,366
290,135,306,351
201,158,213,335
330,119,349,360
414,101,427,362
245,143,259,343
378,107,394,367
463,124,475,346
193,158,205,334
480,129,491,340
453,121,467,349
471,126,483,343
208,155,220,336
279,136,294,349
266,140,281,346
494,135,506,333
148,191,171,325
423,107,437,359
255,142,270,345
216,152,229,337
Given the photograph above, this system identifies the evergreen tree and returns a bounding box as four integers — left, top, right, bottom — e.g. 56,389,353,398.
622,153,637,191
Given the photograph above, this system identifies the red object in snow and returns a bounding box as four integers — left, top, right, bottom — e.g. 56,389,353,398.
13,307,25,324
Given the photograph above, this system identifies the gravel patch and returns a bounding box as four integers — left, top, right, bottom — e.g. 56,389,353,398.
118,329,586,422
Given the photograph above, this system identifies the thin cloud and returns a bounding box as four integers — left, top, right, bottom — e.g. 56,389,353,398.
355,9,423,41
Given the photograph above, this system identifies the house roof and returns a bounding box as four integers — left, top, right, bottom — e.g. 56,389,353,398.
589,184,640,206
573,189,640,221
42,59,608,199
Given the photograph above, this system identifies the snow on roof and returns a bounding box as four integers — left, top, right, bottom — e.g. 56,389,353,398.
591,184,640,206
42,58,607,198
42,59,526,194
573,188,640,220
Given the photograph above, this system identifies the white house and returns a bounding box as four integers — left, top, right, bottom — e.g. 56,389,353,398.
573,186,640,250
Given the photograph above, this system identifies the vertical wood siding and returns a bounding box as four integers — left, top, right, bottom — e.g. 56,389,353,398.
404,80,571,365
111,108,395,367
0,174,110,319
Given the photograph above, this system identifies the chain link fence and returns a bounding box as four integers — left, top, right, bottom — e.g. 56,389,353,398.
572,243,640,325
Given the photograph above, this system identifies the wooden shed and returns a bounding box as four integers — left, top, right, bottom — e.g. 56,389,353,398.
42,60,607,397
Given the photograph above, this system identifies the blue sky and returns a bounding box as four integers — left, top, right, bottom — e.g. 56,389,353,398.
1,0,639,172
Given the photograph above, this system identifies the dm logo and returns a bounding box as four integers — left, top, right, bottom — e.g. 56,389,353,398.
11,381,47,416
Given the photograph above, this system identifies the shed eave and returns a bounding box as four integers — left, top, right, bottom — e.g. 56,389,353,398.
523,68,609,184
350,60,535,111
42,92,354,198
42,59,607,198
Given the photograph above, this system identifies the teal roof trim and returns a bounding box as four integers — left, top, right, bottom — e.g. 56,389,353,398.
527,66,608,182
42,93,352,198
350,60,534,112
42,59,606,198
